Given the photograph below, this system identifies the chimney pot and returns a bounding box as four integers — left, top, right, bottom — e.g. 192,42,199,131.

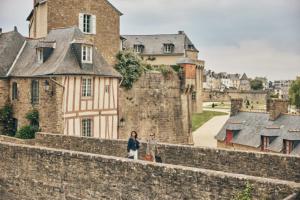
230,98,243,116
0,28,2,34
14,26,18,32
267,99,289,121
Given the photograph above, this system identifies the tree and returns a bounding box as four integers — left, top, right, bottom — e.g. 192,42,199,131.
250,79,263,90
115,50,145,89
289,79,300,109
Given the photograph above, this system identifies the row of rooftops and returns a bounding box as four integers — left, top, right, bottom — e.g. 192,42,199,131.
205,70,249,81
0,26,121,78
216,99,300,155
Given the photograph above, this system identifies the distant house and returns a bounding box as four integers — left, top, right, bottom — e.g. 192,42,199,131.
239,73,251,91
122,31,203,66
272,80,293,100
122,31,205,113
216,99,300,155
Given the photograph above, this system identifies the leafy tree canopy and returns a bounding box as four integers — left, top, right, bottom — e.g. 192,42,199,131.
289,79,300,109
250,79,263,90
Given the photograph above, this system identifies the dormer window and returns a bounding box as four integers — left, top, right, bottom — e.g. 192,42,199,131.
37,48,43,63
164,43,174,54
82,45,93,63
134,44,144,53
79,13,96,34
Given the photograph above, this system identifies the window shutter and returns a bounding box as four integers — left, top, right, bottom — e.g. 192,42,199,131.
79,13,84,32
92,15,96,34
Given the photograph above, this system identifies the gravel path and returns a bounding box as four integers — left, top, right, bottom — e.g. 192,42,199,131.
192,114,229,147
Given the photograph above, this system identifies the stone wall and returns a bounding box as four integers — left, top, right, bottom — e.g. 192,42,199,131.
118,71,191,144
35,133,300,183
9,77,64,134
0,141,299,200
203,89,268,105
0,135,35,145
0,79,9,108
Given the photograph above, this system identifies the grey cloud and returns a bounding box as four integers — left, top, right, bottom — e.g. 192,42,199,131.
1,0,299,79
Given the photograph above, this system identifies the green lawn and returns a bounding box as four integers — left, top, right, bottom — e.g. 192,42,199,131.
192,111,228,131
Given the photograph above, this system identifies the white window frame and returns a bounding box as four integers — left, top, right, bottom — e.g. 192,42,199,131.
134,44,143,53
164,44,173,54
79,13,96,34
82,78,92,97
37,48,43,63
82,118,92,137
82,45,93,64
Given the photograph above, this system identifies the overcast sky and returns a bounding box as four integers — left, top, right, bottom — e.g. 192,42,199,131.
1,0,299,80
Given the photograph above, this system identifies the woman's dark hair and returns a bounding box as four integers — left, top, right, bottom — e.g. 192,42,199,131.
131,131,138,139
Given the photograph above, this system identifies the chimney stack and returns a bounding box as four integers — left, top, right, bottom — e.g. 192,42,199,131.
14,26,18,32
178,30,184,35
267,99,289,121
230,98,243,116
0,28,2,34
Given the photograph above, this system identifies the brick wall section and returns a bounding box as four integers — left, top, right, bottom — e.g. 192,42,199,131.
47,0,120,65
119,71,191,144
0,141,299,200
0,79,9,108
10,77,64,133
35,133,300,183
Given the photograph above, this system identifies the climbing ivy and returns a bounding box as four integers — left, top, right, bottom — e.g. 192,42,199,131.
115,50,145,89
0,104,15,136
233,182,253,200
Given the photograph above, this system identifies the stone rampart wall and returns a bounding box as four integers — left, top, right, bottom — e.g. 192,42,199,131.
0,141,299,200
35,133,300,183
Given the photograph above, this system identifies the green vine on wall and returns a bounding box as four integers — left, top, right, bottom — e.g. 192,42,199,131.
16,109,40,139
233,182,253,200
115,50,145,90
0,104,15,136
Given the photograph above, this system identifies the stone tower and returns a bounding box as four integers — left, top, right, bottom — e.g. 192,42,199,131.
27,0,122,64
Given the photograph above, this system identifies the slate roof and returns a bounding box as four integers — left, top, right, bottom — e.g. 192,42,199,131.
216,112,300,153
0,30,25,77
240,73,249,80
7,26,121,78
122,32,198,55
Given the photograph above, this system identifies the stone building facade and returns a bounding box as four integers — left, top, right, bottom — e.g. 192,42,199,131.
27,0,122,65
0,26,121,138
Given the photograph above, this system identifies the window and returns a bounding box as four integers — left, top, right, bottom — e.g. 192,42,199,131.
192,91,196,101
31,80,39,104
105,85,110,93
82,78,92,97
82,119,92,137
226,130,233,144
79,13,96,34
82,45,93,63
261,136,270,151
133,44,144,53
12,118,18,134
284,140,299,154
12,82,18,100
164,44,174,54
37,48,43,63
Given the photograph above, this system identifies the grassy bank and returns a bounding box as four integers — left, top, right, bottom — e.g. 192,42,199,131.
192,111,228,131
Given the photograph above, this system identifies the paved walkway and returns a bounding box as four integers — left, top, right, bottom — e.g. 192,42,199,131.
192,114,229,148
